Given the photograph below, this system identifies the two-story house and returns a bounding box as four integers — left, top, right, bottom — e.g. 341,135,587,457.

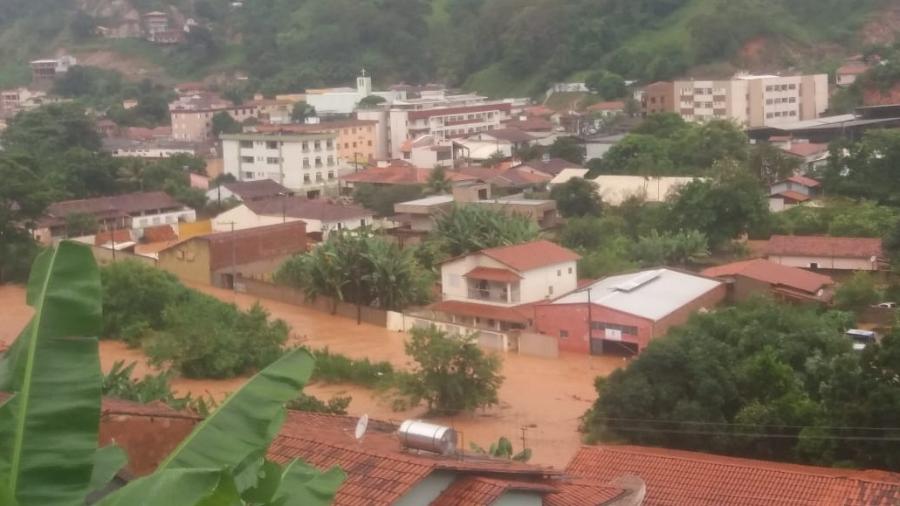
769,175,821,212
429,240,580,336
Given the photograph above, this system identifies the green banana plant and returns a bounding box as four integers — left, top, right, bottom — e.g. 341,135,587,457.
0,242,345,506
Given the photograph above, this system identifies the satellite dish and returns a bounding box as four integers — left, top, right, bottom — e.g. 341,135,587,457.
355,414,369,442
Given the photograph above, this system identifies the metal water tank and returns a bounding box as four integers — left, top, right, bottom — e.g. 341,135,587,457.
398,420,458,455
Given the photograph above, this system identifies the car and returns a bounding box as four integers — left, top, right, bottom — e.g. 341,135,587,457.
872,302,897,309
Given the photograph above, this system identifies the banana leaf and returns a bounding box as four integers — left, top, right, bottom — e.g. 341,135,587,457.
94,468,240,506
0,242,103,506
157,348,315,471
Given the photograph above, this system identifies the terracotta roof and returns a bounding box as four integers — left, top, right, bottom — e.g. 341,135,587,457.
343,164,476,186
94,228,133,246
519,158,584,177
42,192,186,227
771,190,811,202
702,258,833,295
431,477,557,506
524,105,555,117
567,445,900,506
782,144,829,159
785,174,821,187
244,197,373,222
544,479,626,506
481,240,581,271
270,411,561,506
429,300,538,324
838,63,869,75
504,117,555,132
481,128,534,143
767,235,883,259
586,101,626,112
220,179,291,201
465,266,523,282
456,166,552,188
142,224,178,243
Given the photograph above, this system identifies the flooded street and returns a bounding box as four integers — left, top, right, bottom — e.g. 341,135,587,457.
0,282,626,468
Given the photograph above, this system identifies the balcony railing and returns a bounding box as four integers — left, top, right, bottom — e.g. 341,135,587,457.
468,287,520,304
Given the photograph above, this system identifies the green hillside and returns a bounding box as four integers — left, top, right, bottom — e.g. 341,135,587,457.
0,0,890,95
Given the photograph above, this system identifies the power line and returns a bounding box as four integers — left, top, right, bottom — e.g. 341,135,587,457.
589,416,900,432
598,425,900,442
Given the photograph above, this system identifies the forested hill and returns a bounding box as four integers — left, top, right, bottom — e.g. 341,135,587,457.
0,0,894,97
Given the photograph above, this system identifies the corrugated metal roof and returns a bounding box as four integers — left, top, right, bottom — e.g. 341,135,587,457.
553,268,721,321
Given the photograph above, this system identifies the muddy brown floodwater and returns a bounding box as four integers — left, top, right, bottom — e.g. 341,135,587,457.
0,282,627,468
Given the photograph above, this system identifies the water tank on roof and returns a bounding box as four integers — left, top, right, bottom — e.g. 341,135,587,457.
398,420,458,456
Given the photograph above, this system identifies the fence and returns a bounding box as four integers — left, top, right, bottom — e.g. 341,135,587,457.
389,311,513,352
89,246,157,267
235,276,388,327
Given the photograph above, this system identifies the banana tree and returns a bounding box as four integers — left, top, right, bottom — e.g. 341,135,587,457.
0,242,345,506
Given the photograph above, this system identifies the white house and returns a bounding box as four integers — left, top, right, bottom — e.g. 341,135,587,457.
205,179,292,203
305,72,400,116
427,240,581,335
549,171,697,205
220,132,344,199
211,196,373,237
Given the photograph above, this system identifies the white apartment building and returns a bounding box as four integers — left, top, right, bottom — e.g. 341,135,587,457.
672,73,828,127
221,132,344,197
357,92,512,159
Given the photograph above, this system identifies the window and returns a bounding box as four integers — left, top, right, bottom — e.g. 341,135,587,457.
243,171,253,179
327,156,335,166
360,219,366,226
548,286,554,295
345,143,350,148
591,322,638,336
302,159,310,169
326,140,333,149
241,156,254,163
240,140,252,148
568,267,573,274
557,269,562,277
328,171,335,180
266,157,279,164
266,141,278,149
302,142,309,152
352,142,357,148
559,330,569,339
314,141,321,150
315,172,323,182
368,140,372,146
303,174,311,184
315,157,322,168
809,262,819,269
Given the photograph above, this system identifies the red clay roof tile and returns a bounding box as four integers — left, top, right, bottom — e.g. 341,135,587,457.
567,445,900,506
481,240,581,272
702,258,833,295
767,235,883,259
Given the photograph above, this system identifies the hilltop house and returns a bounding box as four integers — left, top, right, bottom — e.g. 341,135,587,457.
768,175,822,212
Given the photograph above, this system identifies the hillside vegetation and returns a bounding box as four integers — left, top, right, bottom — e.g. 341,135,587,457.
0,0,892,95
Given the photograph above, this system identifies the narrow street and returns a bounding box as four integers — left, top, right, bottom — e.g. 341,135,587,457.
0,282,626,467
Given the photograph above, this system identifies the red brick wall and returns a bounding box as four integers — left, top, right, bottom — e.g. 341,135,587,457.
208,222,307,272
533,303,653,355
533,283,726,355
651,283,727,339
100,413,198,476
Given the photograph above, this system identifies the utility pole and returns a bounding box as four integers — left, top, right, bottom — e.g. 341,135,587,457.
225,221,236,293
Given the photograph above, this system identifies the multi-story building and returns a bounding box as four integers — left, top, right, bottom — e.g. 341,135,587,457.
169,94,260,142
357,91,513,159
643,74,828,127
220,132,342,198
305,71,400,116
29,56,76,86
251,119,378,166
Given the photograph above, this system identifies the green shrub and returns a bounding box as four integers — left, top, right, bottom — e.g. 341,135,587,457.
308,347,395,387
146,295,288,379
102,360,214,415
101,261,188,342
286,392,352,415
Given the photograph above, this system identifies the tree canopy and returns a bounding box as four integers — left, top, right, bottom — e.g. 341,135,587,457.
431,205,540,257
550,178,603,218
583,297,900,471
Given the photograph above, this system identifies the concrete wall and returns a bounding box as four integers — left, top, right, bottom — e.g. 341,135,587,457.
237,276,388,327
768,254,878,271
517,331,559,358
395,472,457,506
157,240,212,285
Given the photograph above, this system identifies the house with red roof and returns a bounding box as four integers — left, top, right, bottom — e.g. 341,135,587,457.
702,258,835,304
417,241,580,350
340,160,477,194
568,445,900,506
765,235,885,271
777,140,831,172
837,61,870,87
769,175,822,212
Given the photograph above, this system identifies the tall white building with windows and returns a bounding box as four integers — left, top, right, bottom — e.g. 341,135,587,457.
670,73,828,127
221,132,343,198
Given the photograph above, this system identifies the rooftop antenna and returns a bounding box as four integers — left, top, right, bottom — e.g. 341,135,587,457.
355,414,369,443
